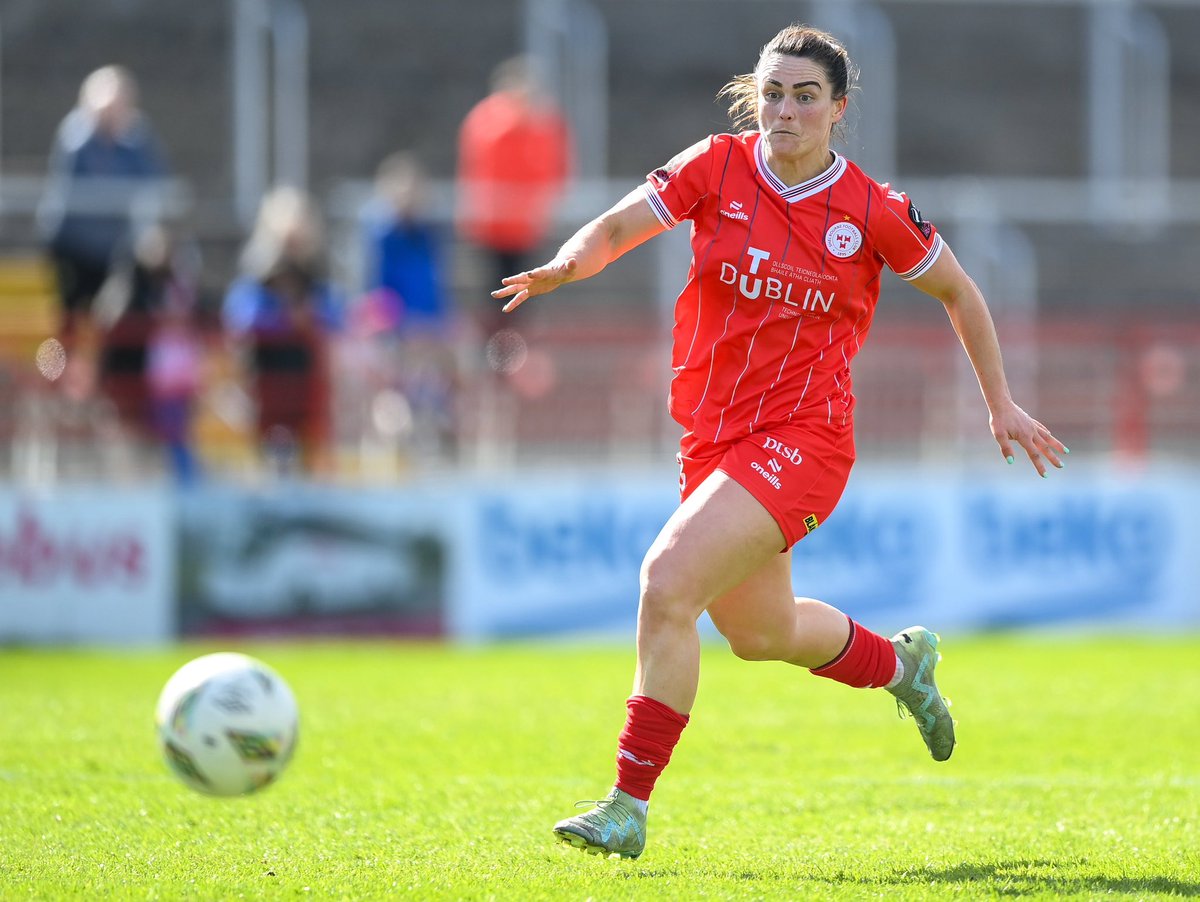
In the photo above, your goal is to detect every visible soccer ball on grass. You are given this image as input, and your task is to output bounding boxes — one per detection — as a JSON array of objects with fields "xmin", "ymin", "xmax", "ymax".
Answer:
[{"xmin": 155, "ymin": 652, "xmax": 299, "ymax": 796}]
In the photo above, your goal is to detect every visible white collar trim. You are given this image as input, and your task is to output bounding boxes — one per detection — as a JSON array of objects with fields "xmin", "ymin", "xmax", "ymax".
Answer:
[{"xmin": 754, "ymin": 137, "xmax": 846, "ymax": 202}]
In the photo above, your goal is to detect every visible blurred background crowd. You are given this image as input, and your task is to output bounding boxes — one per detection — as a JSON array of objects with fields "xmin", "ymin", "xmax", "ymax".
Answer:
[{"xmin": 1, "ymin": 0, "xmax": 1198, "ymax": 489}]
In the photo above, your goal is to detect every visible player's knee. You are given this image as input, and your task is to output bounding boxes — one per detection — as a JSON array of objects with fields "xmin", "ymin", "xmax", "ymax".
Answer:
[
  {"xmin": 722, "ymin": 628, "xmax": 780, "ymax": 662},
  {"xmin": 638, "ymin": 555, "xmax": 703, "ymax": 626}
]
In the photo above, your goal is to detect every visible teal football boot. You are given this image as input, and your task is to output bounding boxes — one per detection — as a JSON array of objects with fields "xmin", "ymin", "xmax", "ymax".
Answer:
[{"xmin": 888, "ymin": 626, "xmax": 956, "ymax": 761}]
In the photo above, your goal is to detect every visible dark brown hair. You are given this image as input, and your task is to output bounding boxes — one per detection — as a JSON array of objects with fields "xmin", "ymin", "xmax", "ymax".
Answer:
[{"xmin": 718, "ymin": 24, "xmax": 859, "ymax": 133}]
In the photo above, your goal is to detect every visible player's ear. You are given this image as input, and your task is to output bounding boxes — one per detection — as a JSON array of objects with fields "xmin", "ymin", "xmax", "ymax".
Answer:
[{"xmin": 832, "ymin": 96, "xmax": 848, "ymax": 121}]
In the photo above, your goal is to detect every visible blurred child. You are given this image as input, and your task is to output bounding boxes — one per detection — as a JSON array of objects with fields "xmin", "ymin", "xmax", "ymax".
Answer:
[
  {"xmin": 354, "ymin": 153, "xmax": 460, "ymax": 459},
  {"xmin": 223, "ymin": 186, "xmax": 343, "ymax": 474}
]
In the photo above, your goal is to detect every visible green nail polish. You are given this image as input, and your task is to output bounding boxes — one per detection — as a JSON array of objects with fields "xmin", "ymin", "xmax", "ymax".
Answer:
[
  {"xmin": 1006, "ymin": 456, "xmax": 1015, "ymax": 465},
  {"xmin": 1041, "ymin": 471, "xmax": 1048, "ymax": 479},
  {"xmin": 1063, "ymin": 447, "xmax": 1071, "ymax": 454}
]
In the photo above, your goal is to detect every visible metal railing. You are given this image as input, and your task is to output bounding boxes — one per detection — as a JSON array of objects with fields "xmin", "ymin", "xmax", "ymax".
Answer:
[
  {"xmin": 2, "ymin": 305, "xmax": 1197, "ymax": 486},
  {"xmin": 231, "ymin": 0, "xmax": 309, "ymax": 225}
]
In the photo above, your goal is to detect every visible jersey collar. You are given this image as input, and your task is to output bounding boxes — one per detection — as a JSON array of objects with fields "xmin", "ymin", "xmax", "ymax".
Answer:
[{"xmin": 754, "ymin": 136, "xmax": 846, "ymax": 202}]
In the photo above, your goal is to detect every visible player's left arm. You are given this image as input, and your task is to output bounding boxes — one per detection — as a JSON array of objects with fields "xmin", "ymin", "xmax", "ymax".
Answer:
[
  {"xmin": 491, "ymin": 188, "xmax": 665, "ymax": 312},
  {"xmin": 911, "ymin": 244, "xmax": 1068, "ymax": 476}
]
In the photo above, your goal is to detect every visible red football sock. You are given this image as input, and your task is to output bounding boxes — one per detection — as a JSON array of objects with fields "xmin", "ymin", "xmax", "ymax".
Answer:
[
  {"xmin": 614, "ymin": 695, "xmax": 689, "ymax": 802},
  {"xmin": 809, "ymin": 615, "xmax": 897, "ymax": 688}
]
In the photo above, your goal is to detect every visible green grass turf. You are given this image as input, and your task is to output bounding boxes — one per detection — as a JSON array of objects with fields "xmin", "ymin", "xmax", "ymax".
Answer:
[{"xmin": 1, "ymin": 635, "xmax": 1197, "ymax": 900}]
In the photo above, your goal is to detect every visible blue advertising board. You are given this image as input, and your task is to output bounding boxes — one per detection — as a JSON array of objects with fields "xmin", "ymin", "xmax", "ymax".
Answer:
[{"xmin": 452, "ymin": 467, "xmax": 1200, "ymax": 639}]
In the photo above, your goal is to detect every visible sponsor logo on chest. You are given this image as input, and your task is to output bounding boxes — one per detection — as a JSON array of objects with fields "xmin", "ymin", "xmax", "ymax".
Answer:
[{"xmin": 718, "ymin": 246, "xmax": 838, "ymax": 317}]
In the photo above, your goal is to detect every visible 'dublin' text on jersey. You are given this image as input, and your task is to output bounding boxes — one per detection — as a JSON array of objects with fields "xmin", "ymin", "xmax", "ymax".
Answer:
[{"xmin": 641, "ymin": 132, "xmax": 943, "ymax": 444}]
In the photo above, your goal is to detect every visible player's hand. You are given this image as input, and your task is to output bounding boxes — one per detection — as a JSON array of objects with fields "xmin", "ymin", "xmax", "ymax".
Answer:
[
  {"xmin": 491, "ymin": 257, "xmax": 579, "ymax": 313},
  {"xmin": 989, "ymin": 400, "xmax": 1068, "ymax": 477}
]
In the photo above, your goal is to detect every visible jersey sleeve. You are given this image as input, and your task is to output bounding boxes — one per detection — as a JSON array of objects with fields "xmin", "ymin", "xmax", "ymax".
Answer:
[
  {"xmin": 640, "ymin": 136, "xmax": 718, "ymax": 229},
  {"xmin": 874, "ymin": 186, "xmax": 944, "ymax": 281}
]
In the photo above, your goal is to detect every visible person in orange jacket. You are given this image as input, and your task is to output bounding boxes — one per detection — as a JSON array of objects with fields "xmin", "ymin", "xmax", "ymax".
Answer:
[{"xmin": 457, "ymin": 56, "xmax": 571, "ymax": 340}]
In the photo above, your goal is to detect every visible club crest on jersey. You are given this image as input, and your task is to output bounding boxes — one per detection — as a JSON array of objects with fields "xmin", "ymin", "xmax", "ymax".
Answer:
[{"xmin": 825, "ymin": 222, "xmax": 862, "ymax": 258}]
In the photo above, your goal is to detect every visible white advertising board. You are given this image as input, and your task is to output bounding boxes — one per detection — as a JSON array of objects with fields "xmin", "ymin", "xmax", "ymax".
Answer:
[{"xmin": 0, "ymin": 488, "xmax": 175, "ymax": 643}]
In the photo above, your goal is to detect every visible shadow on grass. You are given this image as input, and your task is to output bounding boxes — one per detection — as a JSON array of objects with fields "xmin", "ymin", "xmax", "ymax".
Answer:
[
  {"xmin": 620, "ymin": 858, "xmax": 1200, "ymax": 897},
  {"xmin": 878, "ymin": 859, "xmax": 1200, "ymax": 897}
]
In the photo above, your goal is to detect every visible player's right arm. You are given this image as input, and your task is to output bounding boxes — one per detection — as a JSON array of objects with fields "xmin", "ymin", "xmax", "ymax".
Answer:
[{"xmin": 492, "ymin": 187, "xmax": 666, "ymax": 312}]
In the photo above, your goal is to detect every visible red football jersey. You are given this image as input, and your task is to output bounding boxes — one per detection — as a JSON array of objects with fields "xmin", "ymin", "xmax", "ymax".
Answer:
[{"xmin": 642, "ymin": 132, "xmax": 943, "ymax": 443}]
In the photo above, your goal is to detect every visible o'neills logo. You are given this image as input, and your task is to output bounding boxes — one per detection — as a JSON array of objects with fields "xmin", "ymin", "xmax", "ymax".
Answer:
[
  {"xmin": 751, "ymin": 460, "xmax": 782, "ymax": 490},
  {"xmin": 762, "ymin": 437, "xmax": 803, "ymax": 465},
  {"xmin": 720, "ymin": 200, "xmax": 750, "ymax": 221}
]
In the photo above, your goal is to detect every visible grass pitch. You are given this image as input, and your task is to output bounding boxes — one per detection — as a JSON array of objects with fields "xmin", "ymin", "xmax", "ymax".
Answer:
[{"xmin": 1, "ymin": 634, "xmax": 1197, "ymax": 900}]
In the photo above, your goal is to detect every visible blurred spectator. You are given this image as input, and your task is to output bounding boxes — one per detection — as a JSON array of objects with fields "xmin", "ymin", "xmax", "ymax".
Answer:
[
  {"xmin": 38, "ymin": 65, "xmax": 169, "ymax": 398},
  {"xmin": 362, "ymin": 152, "xmax": 452, "ymax": 337},
  {"xmin": 353, "ymin": 153, "xmax": 459, "ymax": 459},
  {"xmin": 94, "ymin": 223, "xmax": 205, "ymax": 483},
  {"xmin": 456, "ymin": 56, "xmax": 571, "ymax": 339},
  {"xmin": 223, "ymin": 186, "xmax": 343, "ymax": 475}
]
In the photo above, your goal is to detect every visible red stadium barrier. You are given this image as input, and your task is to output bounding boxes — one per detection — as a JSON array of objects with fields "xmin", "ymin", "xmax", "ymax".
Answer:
[{"xmin": 1, "ymin": 311, "xmax": 1197, "ymax": 480}]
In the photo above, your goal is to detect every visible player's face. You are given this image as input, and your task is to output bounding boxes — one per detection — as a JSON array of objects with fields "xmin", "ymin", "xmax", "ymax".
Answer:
[{"xmin": 756, "ymin": 54, "xmax": 846, "ymax": 170}]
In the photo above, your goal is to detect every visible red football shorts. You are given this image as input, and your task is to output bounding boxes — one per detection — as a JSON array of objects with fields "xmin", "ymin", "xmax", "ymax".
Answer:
[{"xmin": 677, "ymin": 419, "xmax": 856, "ymax": 549}]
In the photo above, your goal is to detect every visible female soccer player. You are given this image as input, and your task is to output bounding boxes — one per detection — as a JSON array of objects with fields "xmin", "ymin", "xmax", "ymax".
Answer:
[{"xmin": 493, "ymin": 23, "xmax": 1067, "ymax": 860}]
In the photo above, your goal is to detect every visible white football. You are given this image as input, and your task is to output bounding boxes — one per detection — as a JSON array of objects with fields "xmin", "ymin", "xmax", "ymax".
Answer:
[{"xmin": 155, "ymin": 652, "xmax": 299, "ymax": 796}]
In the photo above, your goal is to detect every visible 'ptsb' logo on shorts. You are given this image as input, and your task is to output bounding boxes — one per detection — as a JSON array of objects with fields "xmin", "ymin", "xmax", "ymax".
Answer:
[{"xmin": 762, "ymin": 437, "xmax": 803, "ymax": 465}]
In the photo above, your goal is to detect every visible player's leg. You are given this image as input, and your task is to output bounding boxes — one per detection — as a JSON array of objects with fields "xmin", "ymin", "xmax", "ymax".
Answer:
[
  {"xmin": 705, "ymin": 551, "xmax": 850, "ymax": 666},
  {"xmin": 705, "ymin": 421, "xmax": 955, "ymax": 762},
  {"xmin": 553, "ymin": 471, "xmax": 785, "ymax": 858},
  {"xmin": 706, "ymin": 555, "xmax": 955, "ymax": 762},
  {"xmin": 631, "ymin": 470, "xmax": 789, "ymax": 711},
  {"xmin": 709, "ymin": 572, "xmax": 895, "ymax": 685}
]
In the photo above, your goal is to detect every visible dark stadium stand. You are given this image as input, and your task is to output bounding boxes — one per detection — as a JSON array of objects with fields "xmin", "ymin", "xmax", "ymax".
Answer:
[{"xmin": 1, "ymin": 0, "xmax": 1198, "ymax": 475}]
